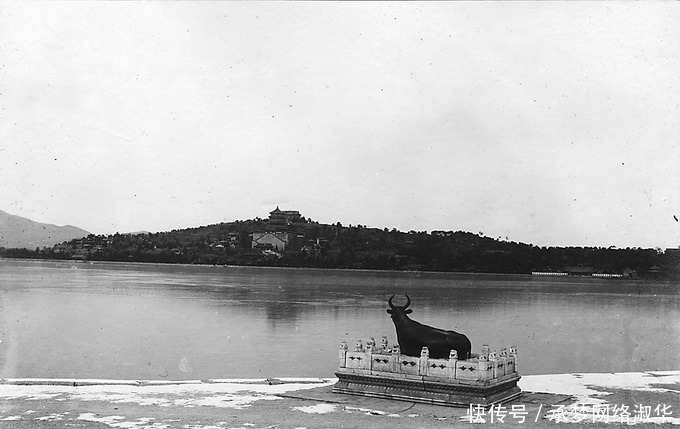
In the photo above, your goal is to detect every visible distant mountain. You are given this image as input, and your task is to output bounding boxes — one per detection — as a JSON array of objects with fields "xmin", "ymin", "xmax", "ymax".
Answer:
[{"xmin": 0, "ymin": 210, "xmax": 90, "ymax": 249}]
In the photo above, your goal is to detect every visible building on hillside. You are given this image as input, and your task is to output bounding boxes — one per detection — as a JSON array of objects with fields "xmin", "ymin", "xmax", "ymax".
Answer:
[
  {"xmin": 565, "ymin": 265, "xmax": 595, "ymax": 276},
  {"xmin": 268, "ymin": 207, "xmax": 302, "ymax": 229},
  {"xmin": 251, "ymin": 231, "xmax": 291, "ymax": 251},
  {"xmin": 648, "ymin": 265, "xmax": 661, "ymax": 276},
  {"xmin": 622, "ymin": 267, "xmax": 637, "ymax": 278}
]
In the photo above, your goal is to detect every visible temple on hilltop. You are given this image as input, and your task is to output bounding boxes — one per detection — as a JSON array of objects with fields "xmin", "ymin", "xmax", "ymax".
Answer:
[{"xmin": 268, "ymin": 207, "xmax": 302, "ymax": 229}]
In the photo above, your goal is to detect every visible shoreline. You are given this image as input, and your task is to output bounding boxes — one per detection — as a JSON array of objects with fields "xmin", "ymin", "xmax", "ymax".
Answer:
[
  {"xmin": 3, "ymin": 257, "xmax": 674, "ymax": 281},
  {"xmin": 0, "ymin": 371, "xmax": 678, "ymax": 428},
  {"xmin": 3, "ymin": 370, "xmax": 679, "ymax": 397},
  {"xmin": 0, "ymin": 377, "xmax": 334, "ymax": 387}
]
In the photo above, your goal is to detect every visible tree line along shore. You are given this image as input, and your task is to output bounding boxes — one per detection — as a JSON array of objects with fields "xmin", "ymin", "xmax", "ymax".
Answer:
[{"xmin": 1, "ymin": 215, "xmax": 678, "ymax": 279}]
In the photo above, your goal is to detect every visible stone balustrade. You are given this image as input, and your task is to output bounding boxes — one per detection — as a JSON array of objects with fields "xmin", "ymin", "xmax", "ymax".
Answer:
[{"xmin": 338, "ymin": 336, "xmax": 518, "ymax": 384}]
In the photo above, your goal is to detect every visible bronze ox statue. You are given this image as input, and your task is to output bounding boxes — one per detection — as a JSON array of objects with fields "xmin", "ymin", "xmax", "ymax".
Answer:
[{"xmin": 387, "ymin": 294, "xmax": 471, "ymax": 360}]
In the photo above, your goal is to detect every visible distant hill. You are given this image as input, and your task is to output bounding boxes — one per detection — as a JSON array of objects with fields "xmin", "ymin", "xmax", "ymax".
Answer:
[{"xmin": 0, "ymin": 210, "xmax": 90, "ymax": 249}]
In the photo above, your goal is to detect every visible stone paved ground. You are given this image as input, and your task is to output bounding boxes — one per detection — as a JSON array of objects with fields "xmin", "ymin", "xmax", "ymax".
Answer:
[{"xmin": 0, "ymin": 373, "xmax": 678, "ymax": 428}]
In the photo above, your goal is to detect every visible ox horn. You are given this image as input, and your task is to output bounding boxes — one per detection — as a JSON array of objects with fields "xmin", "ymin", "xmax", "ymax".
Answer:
[{"xmin": 388, "ymin": 294, "xmax": 410, "ymax": 309}]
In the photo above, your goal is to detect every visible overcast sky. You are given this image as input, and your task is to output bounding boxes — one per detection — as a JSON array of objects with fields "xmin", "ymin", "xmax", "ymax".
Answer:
[{"xmin": 1, "ymin": 2, "xmax": 678, "ymax": 249}]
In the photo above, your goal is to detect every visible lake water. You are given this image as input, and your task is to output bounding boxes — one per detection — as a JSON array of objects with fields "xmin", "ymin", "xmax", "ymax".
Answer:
[{"xmin": 0, "ymin": 259, "xmax": 678, "ymax": 380}]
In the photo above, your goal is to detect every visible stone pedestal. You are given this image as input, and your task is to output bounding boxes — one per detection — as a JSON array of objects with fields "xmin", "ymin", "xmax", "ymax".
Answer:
[
  {"xmin": 333, "ymin": 371, "xmax": 521, "ymax": 407},
  {"xmin": 333, "ymin": 339, "xmax": 521, "ymax": 407}
]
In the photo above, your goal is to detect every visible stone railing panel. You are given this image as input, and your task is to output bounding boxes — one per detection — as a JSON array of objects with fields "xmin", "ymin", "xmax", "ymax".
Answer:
[
  {"xmin": 399, "ymin": 355, "xmax": 420, "ymax": 376},
  {"xmin": 346, "ymin": 351, "xmax": 369, "ymax": 370},
  {"xmin": 338, "ymin": 337, "xmax": 518, "ymax": 384},
  {"xmin": 425, "ymin": 356, "xmax": 450, "ymax": 378},
  {"xmin": 455, "ymin": 360, "xmax": 479, "ymax": 381},
  {"xmin": 477, "ymin": 354, "xmax": 495, "ymax": 382},
  {"xmin": 370, "ymin": 353, "xmax": 392, "ymax": 373}
]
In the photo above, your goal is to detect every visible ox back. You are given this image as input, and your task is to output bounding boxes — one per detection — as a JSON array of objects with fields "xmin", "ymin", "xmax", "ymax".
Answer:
[{"xmin": 387, "ymin": 295, "xmax": 471, "ymax": 359}]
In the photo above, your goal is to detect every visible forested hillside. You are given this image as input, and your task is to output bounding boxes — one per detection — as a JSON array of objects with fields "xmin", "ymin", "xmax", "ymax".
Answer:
[{"xmin": 2, "ymin": 216, "xmax": 677, "ymax": 278}]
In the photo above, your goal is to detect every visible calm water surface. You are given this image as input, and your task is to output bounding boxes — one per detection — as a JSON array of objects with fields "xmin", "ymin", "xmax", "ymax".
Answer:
[{"xmin": 0, "ymin": 259, "xmax": 678, "ymax": 380}]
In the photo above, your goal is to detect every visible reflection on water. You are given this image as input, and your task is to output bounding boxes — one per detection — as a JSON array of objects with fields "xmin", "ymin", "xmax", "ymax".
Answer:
[{"xmin": 0, "ymin": 259, "xmax": 678, "ymax": 380}]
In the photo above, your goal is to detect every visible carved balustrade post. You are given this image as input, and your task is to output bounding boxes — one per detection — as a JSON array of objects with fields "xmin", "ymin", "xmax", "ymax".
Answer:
[
  {"xmin": 389, "ymin": 344, "xmax": 400, "ymax": 373},
  {"xmin": 365, "ymin": 340, "xmax": 374, "ymax": 371},
  {"xmin": 379, "ymin": 335, "xmax": 389, "ymax": 352},
  {"xmin": 419, "ymin": 346, "xmax": 429, "ymax": 376},
  {"xmin": 339, "ymin": 340, "xmax": 348, "ymax": 368},
  {"xmin": 509, "ymin": 345, "xmax": 518, "ymax": 373},
  {"xmin": 478, "ymin": 352, "xmax": 493, "ymax": 382},
  {"xmin": 447, "ymin": 349, "xmax": 458, "ymax": 379}
]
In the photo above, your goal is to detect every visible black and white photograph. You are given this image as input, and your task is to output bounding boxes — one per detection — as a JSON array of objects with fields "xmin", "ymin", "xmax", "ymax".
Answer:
[{"xmin": 0, "ymin": 1, "xmax": 678, "ymax": 427}]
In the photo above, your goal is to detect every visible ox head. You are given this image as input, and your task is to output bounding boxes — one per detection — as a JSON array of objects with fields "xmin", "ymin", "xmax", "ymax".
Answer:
[{"xmin": 386, "ymin": 294, "xmax": 413, "ymax": 319}]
